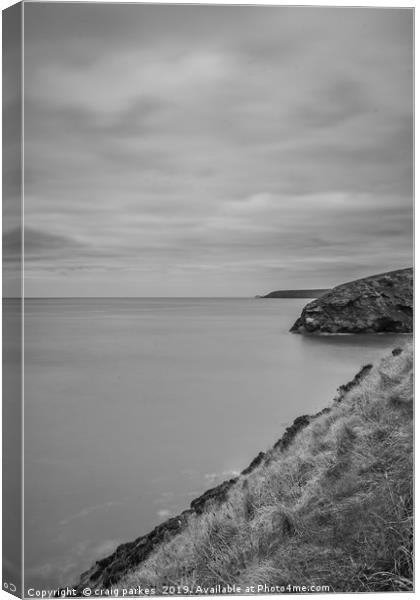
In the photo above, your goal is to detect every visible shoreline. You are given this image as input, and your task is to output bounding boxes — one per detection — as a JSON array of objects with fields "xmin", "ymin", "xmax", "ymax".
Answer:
[{"xmin": 74, "ymin": 346, "xmax": 407, "ymax": 593}]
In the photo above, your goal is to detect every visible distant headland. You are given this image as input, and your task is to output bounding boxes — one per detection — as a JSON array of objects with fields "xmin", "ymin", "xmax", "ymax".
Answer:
[{"xmin": 256, "ymin": 289, "xmax": 329, "ymax": 299}]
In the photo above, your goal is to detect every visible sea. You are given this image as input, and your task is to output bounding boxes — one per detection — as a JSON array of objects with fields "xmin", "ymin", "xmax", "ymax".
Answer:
[{"xmin": 4, "ymin": 298, "xmax": 409, "ymax": 590}]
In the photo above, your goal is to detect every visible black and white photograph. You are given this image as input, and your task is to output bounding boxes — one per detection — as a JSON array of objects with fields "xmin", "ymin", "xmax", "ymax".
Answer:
[{"xmin": 2, "ymin": 1, "xmax": 414, "ymax": 597}]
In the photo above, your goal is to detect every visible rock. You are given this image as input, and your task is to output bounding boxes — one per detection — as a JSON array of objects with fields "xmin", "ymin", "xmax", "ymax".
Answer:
[
  {"xmin": 190, "ymin": 478, "xmax": 239, "ymax": 514},
  {"xmin": 241, "ymin": 451, "xmax": 266, "ymax": 475},
  {"xmin": 392, "ymin": 347, "xmax": 403, "ymax": 356},
  {"xmin": 273, "ymin": 415, "xmax": 312, "ymax": 451},
  {"xmin": 333, "ymin": 364, "xmax": 373, "ymax": 402},
  {"xmin": 290, "ymin": 268, "xmax": 413, "ymax": 334}
]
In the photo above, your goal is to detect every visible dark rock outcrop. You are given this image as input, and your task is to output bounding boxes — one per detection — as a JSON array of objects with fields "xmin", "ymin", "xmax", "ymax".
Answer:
[
  {"xmin": 190, "ymin": 478, "xmax": 239, "ymax": 515},
  {"xmin": 333, "ymin": 364, "xmax": 373, "ymax": 402},
  {"xmin": 290, "ymin": 268, "xmax": 413, "ymax": 334}
]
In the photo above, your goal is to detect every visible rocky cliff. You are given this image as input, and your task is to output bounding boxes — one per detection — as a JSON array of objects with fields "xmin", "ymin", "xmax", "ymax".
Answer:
[
  {"xmin": 73, "ymin": 361, "xmax": 375, "ymax": 593},
  {"xmin": 290, "ymin": 268, "xmax": 413, "ymax": 334},
  {"xmin": 260, "ymin": 289, "xmax": 329, "ymax": 299}
]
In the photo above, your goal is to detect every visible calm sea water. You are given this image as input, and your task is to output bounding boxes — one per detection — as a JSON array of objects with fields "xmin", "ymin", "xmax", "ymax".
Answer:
[{"xmin": 10, "ymin": 298, "xmax": 408, "ymax": 589}]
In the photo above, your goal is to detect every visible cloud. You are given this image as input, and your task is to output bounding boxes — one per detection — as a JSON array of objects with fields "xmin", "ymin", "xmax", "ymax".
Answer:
[
  {"xmin": 3, "ymin": 227, "xmax": 87, "ymax": 264},
  {"xmin": 21, "ymin": 4, "xmax": 413, "ymax": 296},
  {"xmin": 59, "ymin": 501, "xmax": 123, "ymax": 527}
]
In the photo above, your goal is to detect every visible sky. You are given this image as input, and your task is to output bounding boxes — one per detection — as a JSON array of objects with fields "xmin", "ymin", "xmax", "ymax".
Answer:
[{"xmin": 6, "ymin": 3, "xmax": 413, "ymax": 296}]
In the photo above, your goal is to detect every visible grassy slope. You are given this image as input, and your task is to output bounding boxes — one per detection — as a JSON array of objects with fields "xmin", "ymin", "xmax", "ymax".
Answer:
[{"xmin": 121, "ymin": 345, "xmax": 413, "ymax": 593}]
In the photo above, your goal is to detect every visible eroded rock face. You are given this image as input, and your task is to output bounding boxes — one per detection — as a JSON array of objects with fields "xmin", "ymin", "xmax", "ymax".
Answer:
[{"xmin": 290, "ymin": 268, "xmax": 413, "ymax": 334}]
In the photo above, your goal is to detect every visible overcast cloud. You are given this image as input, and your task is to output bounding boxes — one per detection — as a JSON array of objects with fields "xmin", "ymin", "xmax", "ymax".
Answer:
[{"xmin": 15, "ymin": 4, "xmax": 413, "ymax": 296}]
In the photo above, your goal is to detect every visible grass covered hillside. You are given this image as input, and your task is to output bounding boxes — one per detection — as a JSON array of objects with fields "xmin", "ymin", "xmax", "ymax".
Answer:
[{"xmin": 119, "ymin": 344, "xmax": 413, "ymax": 593}]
